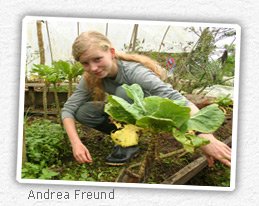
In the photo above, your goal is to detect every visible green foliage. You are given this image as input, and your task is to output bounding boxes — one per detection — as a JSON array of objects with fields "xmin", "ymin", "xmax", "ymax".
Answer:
[
  {"xmin": 222, "ymin": 55, "xmax": 235, "ymax": 77},
  {"xmin": 22, "ymin": 162, "xmax": 42, "ymax": 179},
  {"xmin": 187, "ymin": 28, "xmax": 216, "ymax": 67},
  {"xmin": 60, "ymin": 164, "xmax": 99, "ymax": 181},
  {"xmin": 31, "ymin": 60, "xmax": 83, "ymax": 92},
  {"xmin": 22, "ymin": 161, "xmax": 59, "ymax": 179},
  {"xmin": 53, "ymin": 60, "xmax": 84, "ymax": 82},
  {"xmin": 31, "ymin": 64, "xmax": 65, "ymax": 85},
  {"xmin": 31, "ymin": 60, "xmax": 83, "ymax": 84},
  {"xmin": 187, "ymin": 162, "xmax": 230, "ymax": 186},
  {"xmin": 31, "ymin": 64, "xmax": 64, "ymax": 118},
  {"xmin": 170, "ymin": 27, "xmax": 236, "ymax": 93},
  {"xmin": 31, "ymin": 64, "xmax": 51, "ymax": 78},
  {"xmin": 105, "ymin": 96, "xmax": 138, "ymax": 124},
  {"xmin": 136, "ymin": 97, "xmax": 191, "ymax": 131},
  {"xmin": 123, "ymin": 38, "xmax": 144, "ymax": 53},
  {"xmin": 52, "ymin": 60, "xmax": 84, "ymax": 97},
  {"xmin": 22, "ymin": 124, "xmax": 122, "ymax": 181},
  {"xmin": 25, "ymin": 119, "xmax": 71, "ymax": 165},
  {"xmin": 30, "ymin": 60, "xmax": 83, "ymax": 118},
  {"xmin": 173, "ymin": 128, "xmax": 209, "ymax": 153},
  {"xmin": 214, "ymin": 95, "xmax": 233, "ymax": 107},
  {"xmin": 39, "ymin": 168, "xmax": 59, "ymax": 179},
  {"xmin": 105, "ymin": 84, "xmax": 225, "ymax": 152},
  {"xmin": 187, "ymin": 104, "xmax": 225, "ymax": 133}
]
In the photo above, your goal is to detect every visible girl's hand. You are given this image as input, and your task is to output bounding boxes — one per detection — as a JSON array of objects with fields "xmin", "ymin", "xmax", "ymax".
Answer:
[
  {"xmin": 72, "ymin": 142, "xmax": 93, "ymax": 163},
  {"xmin": 198, "ymin": 133, "xmax": 231, "ymax": 167}
]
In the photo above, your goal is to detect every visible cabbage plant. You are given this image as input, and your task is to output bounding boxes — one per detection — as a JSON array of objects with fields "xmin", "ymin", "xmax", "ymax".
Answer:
[{"xmin": 105, "ymin": 84, "xmax": 225, "ymax": 153}]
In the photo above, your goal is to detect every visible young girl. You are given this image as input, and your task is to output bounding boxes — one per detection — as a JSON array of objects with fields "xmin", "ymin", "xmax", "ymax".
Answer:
[{"xmin": 62, "ymin": 31, "xmax": 231, "ymax": 167}]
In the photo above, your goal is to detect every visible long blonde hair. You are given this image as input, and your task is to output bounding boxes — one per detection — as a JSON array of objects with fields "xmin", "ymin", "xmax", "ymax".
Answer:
[{"xmin": 72, "ymin": 31, "xmax": 166, "ymax": 101}]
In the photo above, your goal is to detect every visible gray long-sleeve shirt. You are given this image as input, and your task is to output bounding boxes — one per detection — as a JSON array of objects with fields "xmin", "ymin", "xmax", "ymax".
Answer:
[{"xmin": 61, "ymin": 60, "xmax": 187, "ymax": 120}]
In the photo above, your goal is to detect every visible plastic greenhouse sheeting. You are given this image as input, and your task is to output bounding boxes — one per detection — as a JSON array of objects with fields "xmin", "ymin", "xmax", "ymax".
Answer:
[{"xmin": 194, "ymin": 85, "xmax": 234, "ymax": 100}]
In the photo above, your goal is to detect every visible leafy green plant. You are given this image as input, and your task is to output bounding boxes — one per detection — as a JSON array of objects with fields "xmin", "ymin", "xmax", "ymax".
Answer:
[
  {"xmin": 39, "ymin": 168, "xmax": 59, "ymax": 179},
  {"xmin": 105, "ymin": 84, "xmax": 225, "ymax": 153},
  {"xmin": 31, "ymin": 63, "xmax": 65, "ymax": 120},
  {"xmin": 214, "ymin": 95, "xmax": 233, "ymax": 108},
  {"xmin": 104, "ymin": 84, "xmax": 225, "ymax": 182},
  {"xmin": 222, "ymin": 55, "xmax": 235, "ymax": 77},
  {"xmin": 53, "ymin": 60, "xmax": 84, "ymax": 97},
  {"xmin": 60, "ymin": 163, "xmax": 107, "ymax": 182},
  {"xmin": 31, "ymin": 64, "xmax": 52, "ymax": 118},
  {"xmin": 171, "ymin": 27, "xmax": 236, "ymax": 93},
  {"xmin": 187, "ymin": 161, "xmax": 230, "ymax": 186},
  {"xmin": 22, "ymin": 161, "xmax": 59, "ymax": 179},
  {"xmin": 25, "ymin": 119, "xmax": 71, "ymax": 165}
]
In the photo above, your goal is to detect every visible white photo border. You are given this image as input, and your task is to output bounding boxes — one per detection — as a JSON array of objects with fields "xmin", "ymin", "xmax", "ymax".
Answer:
[{"xmin": 17, "ymin": 16, "xmax": 241, "ymax": 191}]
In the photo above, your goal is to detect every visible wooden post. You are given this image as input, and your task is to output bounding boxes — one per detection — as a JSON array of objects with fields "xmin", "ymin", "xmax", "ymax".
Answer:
[
  {"xmin": 43, "ymin": 84, "xmax": 48, "ymax": 119},
  {"xmin": 132, "ymin": 24, "xmax": 139, "ymax": 52},
  {"xmin": 28, "ymin": 86, "xmax": 35, "ymax": 109},
  {"xmin": 158, "ymin": 25, "xmax": 170, "ymax": 52},
  {"xmin": 77, "ymin": 22, "xmax": 80, "ymax": 36},
  {"xmin": 45, "ymin": 21, "xmax": 53, "ymax": 63},
  {"xmin": 105, "ymin": 23, "xmax": 109, "ymax": 36},
  {"xmin": 128, "ymin": 24, "xmax": 139, "ymax": 52},
  {"xmin": 36, "ymin": 20, "xmax": 45, "ymax": 65}
]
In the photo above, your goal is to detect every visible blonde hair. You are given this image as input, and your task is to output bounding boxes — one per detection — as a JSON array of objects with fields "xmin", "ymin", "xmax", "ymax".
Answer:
[{"xmin": 72, "ymin": 31, "xmax": 166, "ymax": 101}]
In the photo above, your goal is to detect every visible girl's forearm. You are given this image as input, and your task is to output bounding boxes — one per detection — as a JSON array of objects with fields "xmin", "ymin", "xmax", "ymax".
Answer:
[{"xmin": 63, "ymin": 118, "xmax": 82, "ymax": 146}]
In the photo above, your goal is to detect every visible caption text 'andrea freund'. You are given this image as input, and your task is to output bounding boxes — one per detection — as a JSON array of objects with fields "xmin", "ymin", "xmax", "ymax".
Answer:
[{"xmin": 27, "ymin": 188, "xmax": 115, "ymax": 200}]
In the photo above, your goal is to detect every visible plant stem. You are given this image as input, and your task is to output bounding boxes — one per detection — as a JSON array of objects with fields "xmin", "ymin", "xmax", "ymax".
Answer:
[
  {"xmin": 68, "ymin": 77, "xmax": 72, "ymax": 98},
  {"xmin": 53, "ymin": 83, "xmax": 61, "ymax": 125},
  {"xmin": 43, "ymin": 83, "xmax": 48, "ymax": 119},
  {"xmin": 138, "ymin": 132, "xmax": 156, "ymax": 182},
  {"xmin": 158, "ymin": 148, "xmax": 186, "ymax": 160}
]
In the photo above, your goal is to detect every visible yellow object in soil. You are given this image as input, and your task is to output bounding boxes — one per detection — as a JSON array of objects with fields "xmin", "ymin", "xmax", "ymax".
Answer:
[{"xmin": 111, "ymin": 124, "xmax": 140, "ymax": 147}]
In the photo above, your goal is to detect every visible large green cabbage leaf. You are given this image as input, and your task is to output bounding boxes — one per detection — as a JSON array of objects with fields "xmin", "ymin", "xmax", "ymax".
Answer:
[
  {"xmin": 187, "ymin": 104, "xmax": 225, "ymax": 133},
  {"xmin": 152, "ymin": 98, "xmax": 190, "ymax": 128},
  {"xmin": 105, "ymin": 95, "xmax": 139, "ymax": 124},
  {"xmin": 136, "ymin": 116, "xmax": 175, "ymax": 132},
  {"xmin": 122, "ymin": 84, "xmax": 147, "ymax": 114}
]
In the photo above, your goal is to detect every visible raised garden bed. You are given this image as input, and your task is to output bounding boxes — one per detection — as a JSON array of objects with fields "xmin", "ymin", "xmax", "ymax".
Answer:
[
  {"xmin": 24, "ymin": 82, "xmax": 75, "ymax": 109},
  {"xmin": 22, "ymin": 93, "xmax": 232, "ymax": 186}
]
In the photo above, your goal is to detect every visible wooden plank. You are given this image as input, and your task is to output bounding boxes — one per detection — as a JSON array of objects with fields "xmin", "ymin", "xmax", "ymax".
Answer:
[
  {"xmin": 162, "ymin": 136, "xmax": 232, "ymax": 185},
  {"xmin": 162, "ymin": 155, "xmax": 207, "ymax": 185},
  {"xmin": 115, "ymin": 136, "xmax": 232, "ymax": 184},
  {"xmin": 116, "ymin": 168, "xmax": 141, "ymax": 183},
  {"xmin": 25, "ymin": 109, "xmax": 58, "ymax": 115},
  {"xmin": 25, "ymin": 82, "xmax": 77, "ymax": 87}
]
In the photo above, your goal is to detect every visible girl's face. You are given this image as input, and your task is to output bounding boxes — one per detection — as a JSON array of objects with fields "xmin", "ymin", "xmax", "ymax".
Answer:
[{"xmin": 79, "ymin": 47, "xmax": 118, "ymax": 79}]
